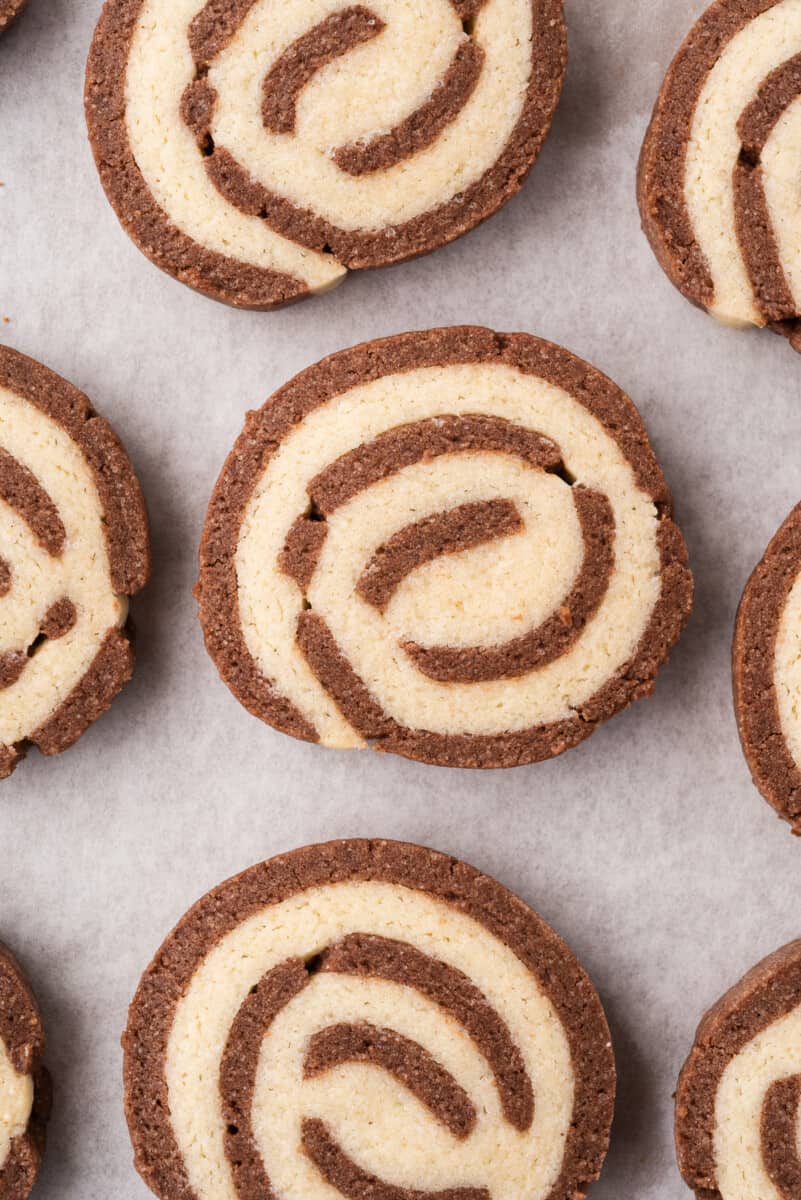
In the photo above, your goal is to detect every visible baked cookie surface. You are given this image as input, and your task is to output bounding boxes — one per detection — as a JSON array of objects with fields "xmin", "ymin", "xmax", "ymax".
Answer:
[
  {"xmin": 0, "ymin": 1, "xmax": 26, "ymax": 34},
  {"xmin": 0, "ymin": 943, "xmax": 49, "ymax": 1200},
  {"xmin": 676, "ymin": 940, "xmax": 801, "ymax": 1200},
  {"xmin": 85, "ymin": 0, "xmax": 566, "ymax": 309},
  {"xmin": 196, "ymin": 327, "xmax": 693, "ymax": 768},
  {"xmin": 0, "ymin": 346, "xmax": 150, "ymax": 779},
  {"xmin": 124, "ymin": 838, "xmax": 616, "ymax": 1200},
  {"xmin": 734, "ymin": 502, "xmax": 801, "ymax": 833},
  {"xmin": 638, "ymin": 0, "xmax": 801, "ymax": 350}
]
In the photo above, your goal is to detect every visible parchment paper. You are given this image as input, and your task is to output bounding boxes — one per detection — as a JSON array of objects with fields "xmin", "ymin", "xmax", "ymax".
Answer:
[{"xmin": 2, "ymin": 1, "xmax": 801, "ymax": 1196}]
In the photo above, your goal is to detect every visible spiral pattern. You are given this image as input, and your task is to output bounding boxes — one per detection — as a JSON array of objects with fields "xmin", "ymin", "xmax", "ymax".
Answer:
[
  {"xmin": 0, "ymin": 943, "xmax": 48, "ymax": 1200},
  {"xmin": 676, "ymin": 940, "xmax": 801, "ymax": 1200},
  {"xmin": 639, "ymin": 0, "xmax": 801, "ymax": 349},
  {"xmin": 85, "ymin": 0, "xmax": 566, "ymax": 308},
  {"xmin": 123, "ymin": 840, "xmax": 616, "ymax": 1200},
  {"xmin": 0, "ymin": 347, "xmax": 149, "ymax": 778},
  {"xmin": 734, "ymin": 502, "xmax": 801, "ymax": 833},
  {"xmin": 197, "ymin": 328, "xmax": 692, "ymax": 769}
]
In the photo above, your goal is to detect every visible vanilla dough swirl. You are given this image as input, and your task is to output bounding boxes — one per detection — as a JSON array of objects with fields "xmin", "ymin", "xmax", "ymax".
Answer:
[
  {"xmin": 85, "ymin": 0, "xmax": 566, "ymax": 308},
  {"xmin": 196, "ymin": 327, "xmax": 693, "ymax": 769},
  {"xmin": 123, "ymin": 839, "xmax": 616, "ymax": 1200}
]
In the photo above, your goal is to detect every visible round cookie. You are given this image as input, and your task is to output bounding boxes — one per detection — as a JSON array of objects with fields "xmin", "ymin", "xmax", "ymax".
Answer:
[
  {"xmin": 124, "ymin": 838, "xmax": 616, "ymax": 1200},
  {"xmin": 85, "ymin": 0, "xmax": 567, "ymax": 309},
  {"xmin": 734, "ymin": 502, "xmax": 801, "ymax": 833},
  {"xmin": 0, "ymin": 345, "xmax": 150, "ymax": 778},
  {"xmin": 638, "ymin": 0, "xmax": 801, "ymax": 351},
  {"xmin": 676, "ymin": 939, "xmax": 801, "ymax": 1200},
  {"xmin": 0, "ymin": 943, "xmax": 50, "ymax": 1200},
  {"xmin": 196, "ymin": 327, "xmax": 693, "ymax": 769},
  {"xmin": 0, "ymin": 1, "xmax": 26, "ymax": 34}
]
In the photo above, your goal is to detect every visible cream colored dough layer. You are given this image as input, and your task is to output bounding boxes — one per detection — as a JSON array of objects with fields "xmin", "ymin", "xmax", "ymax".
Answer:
[
  {"xmin": 236, "ymin": 363, "xmax": 663, "ymax": 747},
  {"xmin": 125, "ymin": 0, "xmax": 345, "ymax": 292},
  {"xmin": 714, "ymin": 999, "xmax": 801, "ymax": 1200},
  {"xmin": 0, "ymin": 1035, "xmax": 33, "ymax": 1169},
  {"xmin": 0, "ymin": 386, "xmax": 127, "ymax": 746},
  {"xmin": 211, "ymin": 0, "xmax": 532, "ymax": 231},
  {"xmin": 684, "ymin": 0, "xmax": 801, "ymax": 326},
  {"xmin": 165, "ymin": 880, "xmax": 575, "ymax": 1200},
  {"xmin": 775, "ymin": 569, "xmax": 801, "ymax": 769}
]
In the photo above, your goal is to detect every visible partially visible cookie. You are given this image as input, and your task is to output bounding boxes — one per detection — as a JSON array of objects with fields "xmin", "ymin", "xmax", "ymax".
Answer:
[
  {"xmin": 733, "ymin": 502, "xmax": 801, "ymax": 833},
  {"xmin": 124, "ymin": 838, "xmax": 616, "ymax": 1200},
  {"xmin": 196, "ymin": 326, "xmax": 693, "ymax": 768},
  {"xmin": 0, "ymin": 943, "xmax": 50, "ymax": 1200},
  {"xmin": 0, "ymin": 1, "xmax": 26, "ymax": 34},
  {"xmin": 0, "ymin": 346, "xmax": 150, "ymax": 778},
  {"xmin": 676, "ymin": 939, "xmax": 801, "ymax": 1200},
  {"xmin": 638, "ymin": 0, "xmax": 801, "ymax": 351},
  {"xmin": 85, "ymin": 0, "xmax": 567, "ymax": 308}
]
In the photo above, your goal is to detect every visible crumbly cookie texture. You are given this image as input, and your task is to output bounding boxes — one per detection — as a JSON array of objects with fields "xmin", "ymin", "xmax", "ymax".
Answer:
[
  {"xmin": 85, "ymin": 0, "xmax": 567, "ymax": 308},
  {"xmin": 0, "ymin": 346, "xmax": 150, "ymax": 778},
  {"xmin": 734, "ymin": 501, "xmax": 801, "ymax": 833},
  {"xmin": 196, "ymin": 326, "xmax": 693, "ymax": 768},
  {"xmin": 0, "ymin": 1, "xmax": 27, "ymax": 34},
  {"xmin": 124, "ymin": 838, "xmax": 616, "ymax": 1200},
  {"xmin": 676, "ymin": 939, "xmax": 801, "ymax": 1200},
  {"xmin": 639, "ymin": 0, "xmax": 801, "ymax": 351},
  {"xmin": 0, "ymin": 943, "xmax": 50, "ymax": 1200}
]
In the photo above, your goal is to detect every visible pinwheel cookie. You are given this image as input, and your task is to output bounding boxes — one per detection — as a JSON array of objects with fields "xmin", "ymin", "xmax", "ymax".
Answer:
[
  {"xmin": 0, "ymin": 943, "xmax": 50, "ymax": 1200},
  {"xmin": 734, "ymin": 502, "xmax": 801, "ymax": 833},
  {"xmin": 0, "ymin": 346, "xmax": 150, "ymax": 778},
  {"xmin": 676, "ymin": 939, "xmax": 801, "ymax": 1200},
  {"xmin": 639, "ymin": 0, "xmax": 801, "ymax": 350},
  {"xmin": 196, "ymin": 327, "xmax": 693, "ymax": 768},
  {"xmin": 0, "ymin": 1, "xmax": 26, "ymax": 34},
  {"xmin": 85, "ymin": 0, "xmax": 567, "ymax": 309},
  {"xmin": 124, "ymin": 839, "xmax": 616, "ymax": 1200}
]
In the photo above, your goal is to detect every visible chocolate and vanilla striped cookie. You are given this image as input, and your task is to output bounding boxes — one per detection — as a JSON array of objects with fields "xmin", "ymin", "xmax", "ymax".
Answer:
[
  {"xmin": 124, "ymin": 839, "xmax": 616, "ymax": 1200},
  {"xmin": 0, "ymin": 1, "xmax": 26, "ymax": 34},
  {"xmin": 0, "ymin": 943, "xmax": 49, "ymax": 1200},
  {"xmin": 0, "ymin": 346, "xmax": 150, "ymax": 779},
  {"xmin": 676, "ymin": 939, "xmax": 801, "ymax": 1200},
  {"xmin": 196, "ymin": 328, "xmax": 693, "ymax": 769},
  {"xmin": 639, "ymin": 0, "xmax": 801, "ymax": 350},
  {"xmin": 734, "ymin": 502, "xmax": 801, "ymax": 833},
  {"xmin": 85, "ymin": 1, "xmax": 567, "ymax": 309}
]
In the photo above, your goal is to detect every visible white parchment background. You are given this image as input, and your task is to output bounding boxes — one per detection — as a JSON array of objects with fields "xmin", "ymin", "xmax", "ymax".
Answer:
[{"xmin": 2, "ymin": 1, "xmax": 801, "ymax": 1196}]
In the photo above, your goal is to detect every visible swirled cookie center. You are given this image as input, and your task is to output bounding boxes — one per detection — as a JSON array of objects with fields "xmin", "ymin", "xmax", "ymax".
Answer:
[
  {"xmin": 124, "ymin": 0, "xmax": 532, "ymax": 283},
  {"xmin": 165, "ymin": 880, "xmax": 574, "ymax": 1200},
  {"xmin": 235, "ymin": 363, "xmax": 661, "ymax": 745}
]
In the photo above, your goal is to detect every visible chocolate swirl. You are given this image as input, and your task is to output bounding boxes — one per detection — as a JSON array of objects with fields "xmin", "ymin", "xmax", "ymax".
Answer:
[
  {"xmin": 639, "ymin": 0, "xmax": 801, "ymax": 351},
  {"xmin": 123, "ymin": 839, "xmax": 616, "ymax": 1200},
  {"xmin": 676, "ymin": 940, "xmax": 801, "ymax": 1200},
  {"xmin": 0, "ymin": 347, "xmax": 150, "ymax": 778},
  {"xmin": 197, "ymin": 327, "xmax": 692, "ymax": 769},
  {"xmin": 734, "ymin": 500, "xmax": 801, "ymax": 833},
  {"xmin": 86, "ymin": 0, "xmax": 566, "ymax": 308},
  {"xmin": 0, "ymin": 942, "xmax": 49, "ymax": 1200}
]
